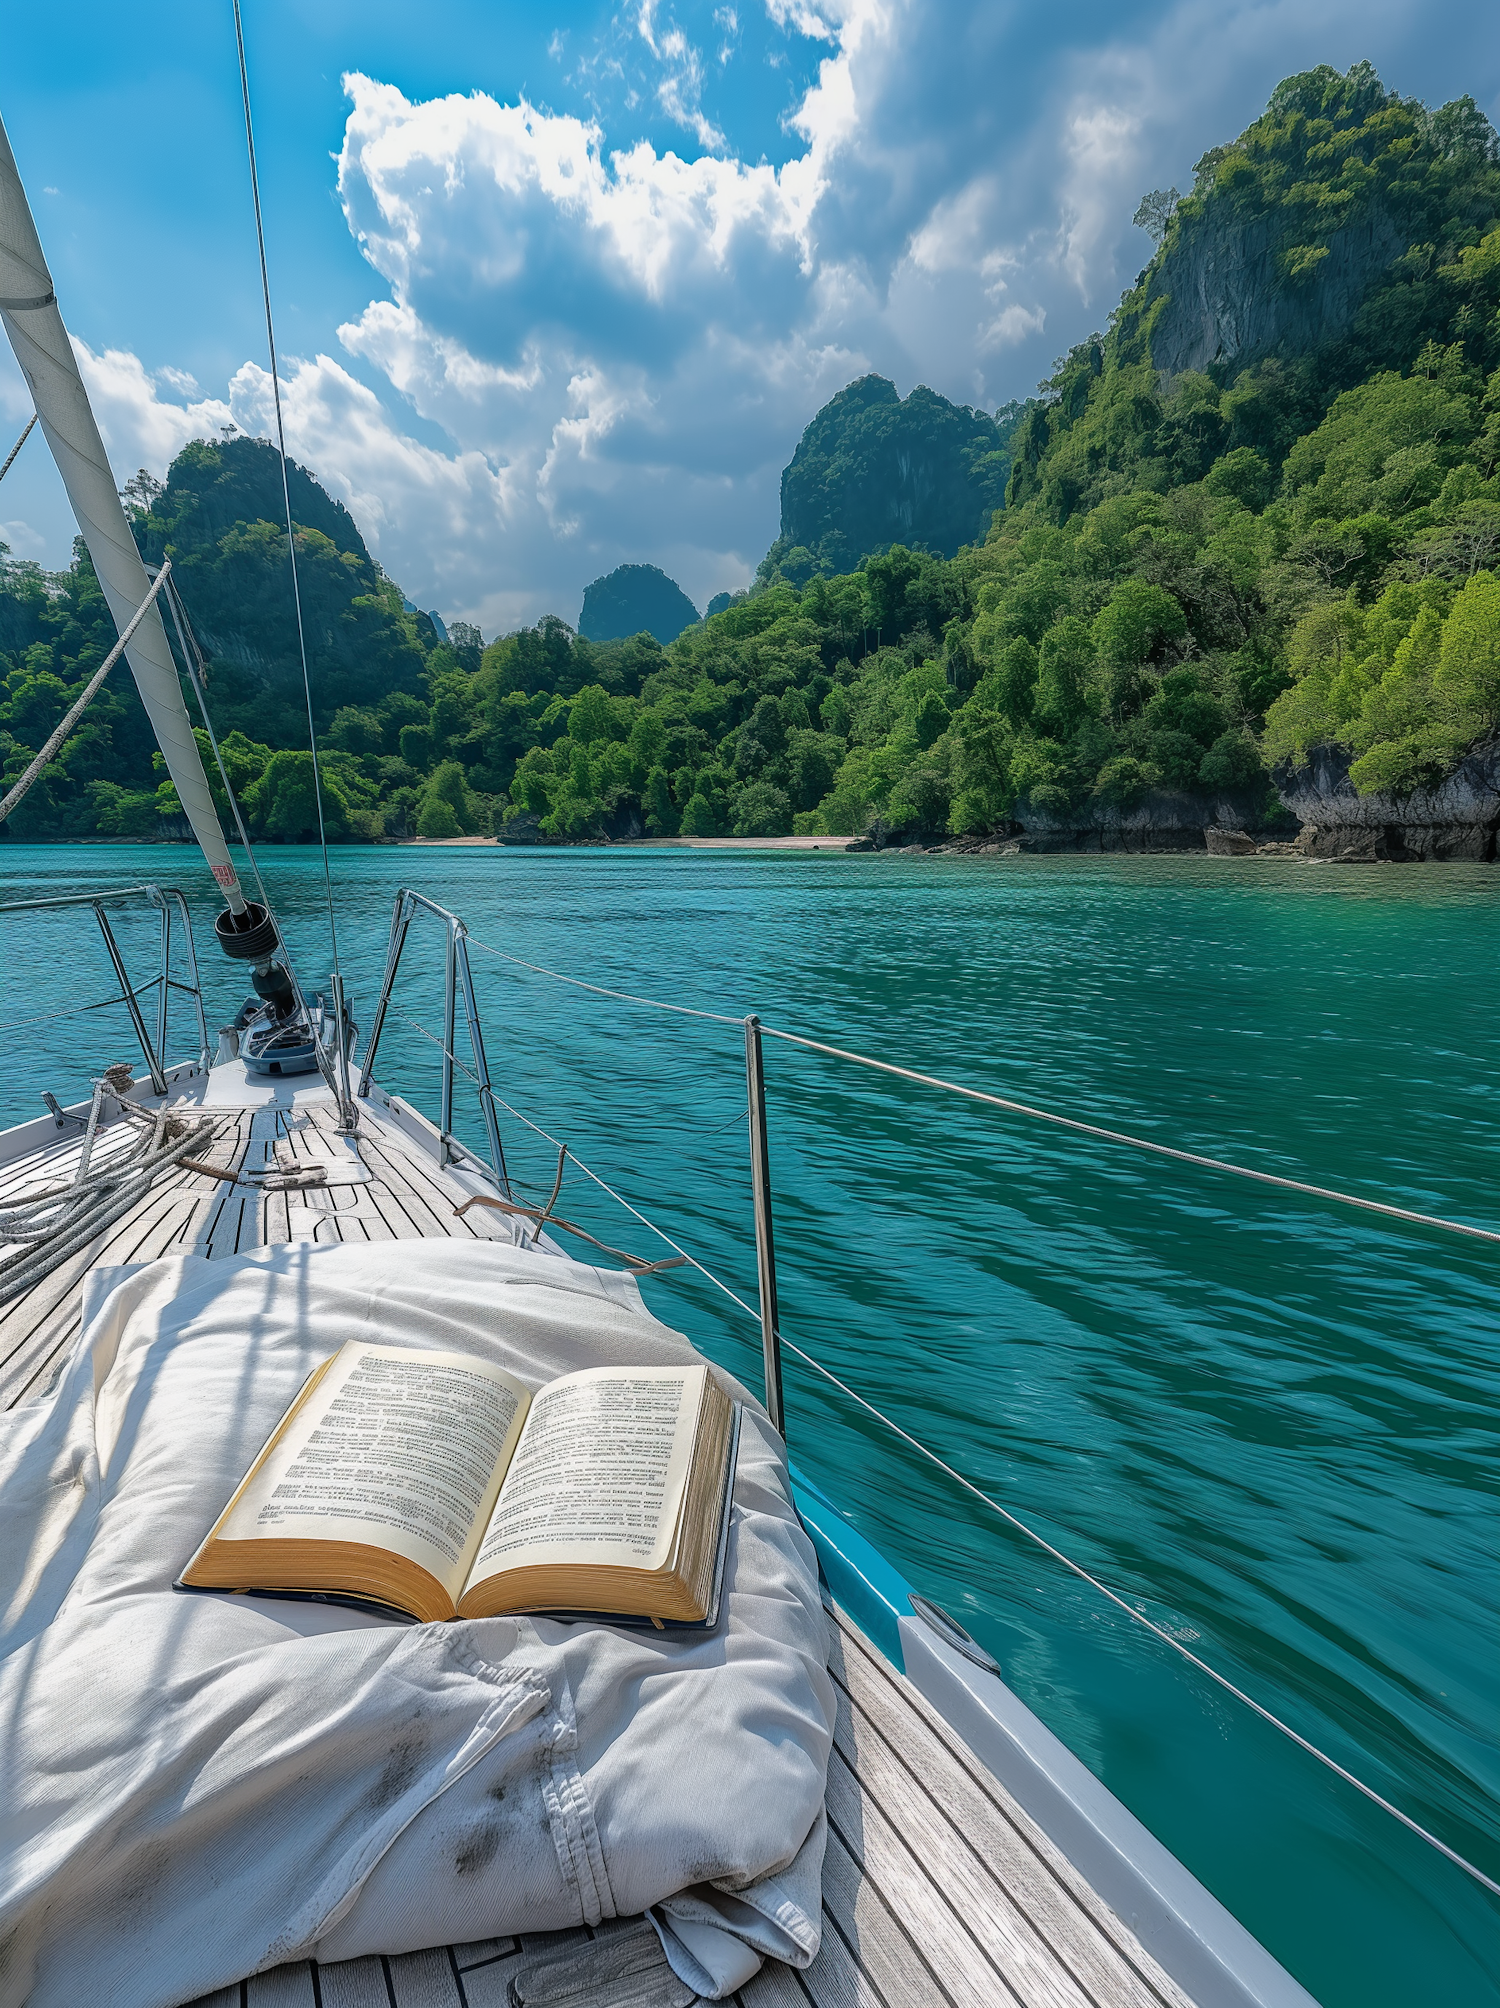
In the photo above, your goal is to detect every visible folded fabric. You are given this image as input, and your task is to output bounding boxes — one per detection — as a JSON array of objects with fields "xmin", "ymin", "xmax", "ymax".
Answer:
[{"xmin": 0, "ymin": 1237, "xmax": 833, "ymax": 2008}]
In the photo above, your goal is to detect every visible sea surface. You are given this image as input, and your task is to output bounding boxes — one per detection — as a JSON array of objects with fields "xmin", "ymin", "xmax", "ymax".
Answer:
[{"xmin": 3, "ymin": 840, "xmax": 1497, "ymax": 2007}]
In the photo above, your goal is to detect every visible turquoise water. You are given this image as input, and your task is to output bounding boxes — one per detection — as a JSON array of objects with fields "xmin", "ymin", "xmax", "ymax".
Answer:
[{"xmin": 3, "ymin": 840, "xmax": 1497, "ymax": 2006}]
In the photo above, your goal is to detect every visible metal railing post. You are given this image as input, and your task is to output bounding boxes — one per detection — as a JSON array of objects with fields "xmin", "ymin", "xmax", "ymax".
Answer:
[
  {"xmin": 329, "ymin": 970, "xmax": 357, "ymax": 1132},
  {"xmin": 167, "ymin": 890, "xmax": 212, "ymax": 1069},
  {"xmin": 440, "ymin": 918, "xmax": 458, "ymax": 1162},
  {"xmin": 358, "ymin": 893, "xmax": 413, "ymax": 1095},
  {"xmin": 455, "ymin": 926, "xmax": 510, "ymax": 1194},
  {"xmin": 93, "ymin": 902, "xmax": 167, "ymax": 1095},
  {"xmin": 155, "ymin": 893, "xmax": 171, "ymax": 1066},
  {"xmin": 744, "ymin": 1014, "xmax": 785, "ymax": 1436}
]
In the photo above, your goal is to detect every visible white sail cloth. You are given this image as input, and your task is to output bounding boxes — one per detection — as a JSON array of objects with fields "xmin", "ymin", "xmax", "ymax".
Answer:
[
  {"xmin": 0, "ymin": 1239, "xmax": 833, "ymax": 2008},
  {"xmin": 0, "ymin": 114, "xmax": 244, "ymax": 903}
]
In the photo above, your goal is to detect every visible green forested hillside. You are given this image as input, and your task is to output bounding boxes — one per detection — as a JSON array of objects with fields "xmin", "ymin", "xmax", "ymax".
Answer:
[{"xmin": 3, "ymin": 62, "xmax": 1498, "ymax": 849}]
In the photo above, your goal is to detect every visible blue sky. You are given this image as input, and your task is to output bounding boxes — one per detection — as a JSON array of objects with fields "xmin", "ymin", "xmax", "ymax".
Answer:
[{"xmin": 2, "ymin": 0, "xmax": 1496, "ymax": 633}]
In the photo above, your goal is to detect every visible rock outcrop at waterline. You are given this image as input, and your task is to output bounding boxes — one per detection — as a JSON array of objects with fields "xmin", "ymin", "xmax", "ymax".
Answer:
[
  {"xmin": 966, "ymin": 748, "xmax": 1500, "ymax": 858},
  {"xmin": 1007, "ymin": 785, "xmax": 1282, "ymax": 854},
  {"xmin": 1273, "ymin": 737, "xmax": 1500, "ymax": 861}
]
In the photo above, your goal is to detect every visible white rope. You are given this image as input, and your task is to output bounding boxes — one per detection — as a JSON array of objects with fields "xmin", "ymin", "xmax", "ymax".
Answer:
[
  {"xmin": 0, "ymin": 1087, "xmax": 217, "ymax": 1305},
  {"xmin": 0, "ymin": 560, "xmax": 173, "ymax": 826}
]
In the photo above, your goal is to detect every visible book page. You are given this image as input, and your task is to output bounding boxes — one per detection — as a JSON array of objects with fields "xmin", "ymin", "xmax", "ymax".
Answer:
[
  {"xmin": 217, "ymin": 1343, "xmax": 531, "ymax": 1592},
  {"xmin": 465, "ymin": 1365, "xmax": 703, "ymax": 1589}
]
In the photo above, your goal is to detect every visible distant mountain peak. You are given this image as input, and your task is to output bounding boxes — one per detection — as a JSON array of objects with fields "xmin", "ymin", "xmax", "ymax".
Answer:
[
  {"xmin": 578, "ymin": 564, "xmax": 700, "ymax": 645},
  {"xmin": 762, "ymin": 377, "xmax": 1024, "ymax": 582}
]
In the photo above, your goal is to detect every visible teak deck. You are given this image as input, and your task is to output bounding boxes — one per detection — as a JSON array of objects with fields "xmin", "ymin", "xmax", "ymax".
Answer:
[{"xmin": 1, "ymin": 1086, "xmax": 1199, "ymax": 2008}]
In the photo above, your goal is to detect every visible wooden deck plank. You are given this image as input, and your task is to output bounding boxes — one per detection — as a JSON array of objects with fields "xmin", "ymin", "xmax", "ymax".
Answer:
[
  {"xmin": 455, "ymin": 1948, "xmax": 531, "ymax": 2008},
  {"xmin": 830, "ymin": 1678, "xmax": 1149, "ymax": 2008},
  {"xmin": 245, "ymin": 1963, "xmax": 317, "ymax": 2006},
  {"xmin": 317, "ymin": 1957, "xmax": 391, "ymax": 2008},
  {"xmin": 387, "ymin": 1946, "xmax": 464, "ymax": 2005},
  {"xmin": 826, "ymin": 1742, "xmax": 1027, "ymax": 2008},
  {"xmin": 354, "ymin": 1140, "xmax": 470, "ymax": 1240},
  {"xmin": 452, "ymin": 1938, "xmax": 519, "ymax": 1971},
  {"xmin": 831, "ymin": 1618, "xmax": 1192, "ymax": 2008},
  {"xmin": 819, "ymin": 1825, "xmax": 951, "ymax": 2008},
  {"xmin": 737, "ymin": 1961, "xmax": 810, "ymax": 2008},
  {"xmin": 795, "ymin": 1909, "xmax": 887, "ymax": 2008}
]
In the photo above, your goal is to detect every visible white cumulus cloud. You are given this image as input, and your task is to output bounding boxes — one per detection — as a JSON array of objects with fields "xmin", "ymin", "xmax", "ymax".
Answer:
[{"xmin": 6, "ymin": 0, "xmax": 1491, "ymax": 631}]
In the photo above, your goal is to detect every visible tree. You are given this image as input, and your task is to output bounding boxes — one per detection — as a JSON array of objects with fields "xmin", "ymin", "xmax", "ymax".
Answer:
[
  {"xmin": 643, "ymin": 766, "xmax": 679, "ymax": 836},
  {"xmin": 1132, "ymin": 189, "xmax": 1180, "ymax": 245},
  {"xmin": 732, "ymin": 781, "xmax": 793, "ymax": 837},
  {"xmin": 1435, "ymin": 570, "xmax": 1500, "ymax": 739},
  {"xmin": 247, "ymin": 751, "xmax": 352, "ymax": 842},
  {"xmin": 1034, "ymin": 619, "xmax": 1097, "ymax": 736}
]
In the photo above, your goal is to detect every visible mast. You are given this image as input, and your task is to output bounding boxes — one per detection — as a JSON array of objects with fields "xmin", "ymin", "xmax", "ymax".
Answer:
[{"xmin": 0, "ymin": 114, "xmax": 247, "ymax": 915}]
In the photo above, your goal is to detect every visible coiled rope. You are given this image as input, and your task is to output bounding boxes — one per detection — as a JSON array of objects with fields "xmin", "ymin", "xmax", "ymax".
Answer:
[{"xmin": 0, "ymin": 1070, "xmax": 218, "ymax": 1307}]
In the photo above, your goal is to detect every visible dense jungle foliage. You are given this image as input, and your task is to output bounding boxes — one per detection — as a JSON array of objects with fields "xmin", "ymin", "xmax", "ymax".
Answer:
[{"xmin": 3, "ymin": 62, "xmax": 1498, "ymax": 847}]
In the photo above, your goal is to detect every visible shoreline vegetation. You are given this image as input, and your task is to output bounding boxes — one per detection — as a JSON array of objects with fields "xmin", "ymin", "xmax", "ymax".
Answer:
[
  {"xmin": 4, "ymin": 65, "xmax": 1500, "ymax": 866},
  {"xmin": 1, "ymin": 827, "xmax": 1416, "ymax": 863}
]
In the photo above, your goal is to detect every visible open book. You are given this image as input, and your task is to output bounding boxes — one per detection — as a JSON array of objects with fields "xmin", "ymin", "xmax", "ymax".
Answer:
[{"xmin": 179, "ymin": 1344, "xmax": 738, "ymax": 1626}]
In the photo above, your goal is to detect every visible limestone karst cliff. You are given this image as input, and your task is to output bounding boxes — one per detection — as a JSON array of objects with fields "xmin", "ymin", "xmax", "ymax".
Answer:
[{"xmin": 762, "ymin": 376, "xmax": 1023, "ymax": 582}]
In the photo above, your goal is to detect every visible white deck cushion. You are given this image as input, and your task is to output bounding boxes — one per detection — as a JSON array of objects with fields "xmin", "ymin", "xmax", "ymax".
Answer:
[{"xmin": 0, "ymin": 1238, "xmax": 832, "ymax": 2007}]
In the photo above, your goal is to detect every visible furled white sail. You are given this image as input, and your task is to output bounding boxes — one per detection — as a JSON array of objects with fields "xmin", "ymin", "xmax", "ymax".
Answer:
[{"xmin": 0, "ymin": 115, "xmax": 245, "ymax": 911}]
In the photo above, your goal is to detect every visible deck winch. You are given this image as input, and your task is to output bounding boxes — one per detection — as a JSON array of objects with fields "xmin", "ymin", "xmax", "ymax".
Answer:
[{"xmin": 213, "ymin": 901, "xmax": 324, "ymax": 1077}]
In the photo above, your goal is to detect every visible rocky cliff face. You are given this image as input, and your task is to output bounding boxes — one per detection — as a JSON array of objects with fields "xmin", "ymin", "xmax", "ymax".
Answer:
[
  {"xmin": 1012, "ymin": 785, "xmax": 1278, "ymax": 853},
  {"xmin": 1273, "ymin": 738, "xmax": 1500, "ymax": 860},
  {"xmin": 771, "ymin": 377, "xmax": 1021, "ymax": 576},
  {"xmin": 1146, "ymin": 204, "xmax": 1406, "ymax": 378}
]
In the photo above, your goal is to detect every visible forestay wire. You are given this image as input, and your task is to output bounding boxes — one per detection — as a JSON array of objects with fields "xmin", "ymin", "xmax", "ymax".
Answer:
[
  {"xmin": 0, "ymin": 410, "xmax": 36, "ymax": 484},
  {"xmin": 231, "ymin": 0, "xmax": 340, "ymax": 976}
]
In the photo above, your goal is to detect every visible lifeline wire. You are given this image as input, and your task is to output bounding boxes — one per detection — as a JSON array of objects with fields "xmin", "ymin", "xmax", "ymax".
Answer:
[
  {"xmin": 467, "ymin": 931, "xmax": 1500, "ymax": 1247},
  {"xmin": 0, "ymin": 410, "xmax": 35, "ymax": 484},
  {"xmin": 408, "ymin": 1022, "xmax": 1500, "ymax": 1901},
  {"xmin": 758, "ymin": 1028, "xmax": 1500, "ymax": 1246},
  {"xmin": 231, "ymin": 0, "xmax": 340, "ymax": 976},
  {"xmin": 467, "ymin": 938, "xmax": 744, "ymax": 1025},
  {"xmin": 769, "ymin": 1330, "xmax": 1500, "ymax": 1900}
]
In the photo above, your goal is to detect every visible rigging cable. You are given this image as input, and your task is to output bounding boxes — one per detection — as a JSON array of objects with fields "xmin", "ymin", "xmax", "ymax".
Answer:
[
  {"xmin": 462, "ymin": 1061, "xmax": 1500, "ymax": 1902},
  {"xmin": 157, "ymin": 569, "xmax": 275, "ymax": 924},
  {"xmin": 230, "ymin": 0, "xmax": 340, "ymax": 976},
  {"xmin": 0, "ymin": 561, "xmax": 174, "ymax": 825},
  {"xmin": 464, "ymin": 934, "xmax": 1500, "ymax": 1246},
  {"xmin": 0, "ymin": 409, "xmax": 36, "ymax": 484}
]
